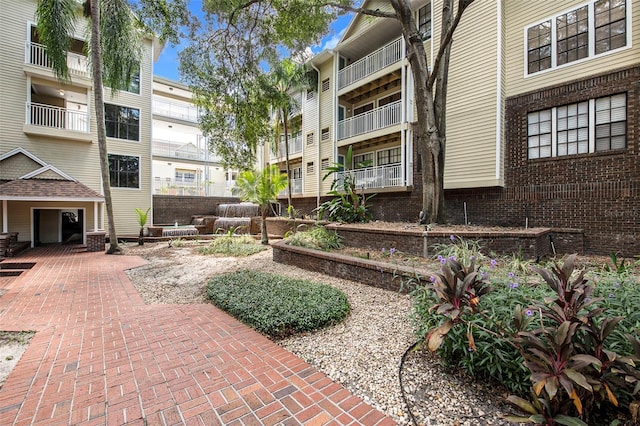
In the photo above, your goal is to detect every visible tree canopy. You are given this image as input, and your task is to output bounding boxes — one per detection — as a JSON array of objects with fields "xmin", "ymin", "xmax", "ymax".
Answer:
[{"xmin": 181, "ymin": 0, "xmax": 476, "ymax": 223}]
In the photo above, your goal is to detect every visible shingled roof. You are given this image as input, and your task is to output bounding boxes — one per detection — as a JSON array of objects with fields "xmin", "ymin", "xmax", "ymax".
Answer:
[{"xmin": 0, "ymin": 179, "xmax": 104, "ymax": 201}]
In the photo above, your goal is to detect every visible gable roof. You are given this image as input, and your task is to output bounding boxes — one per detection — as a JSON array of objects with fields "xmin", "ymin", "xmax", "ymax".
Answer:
[{"xmin": 0, "ymin": 179, "xmax": 103, "ymax": 202}]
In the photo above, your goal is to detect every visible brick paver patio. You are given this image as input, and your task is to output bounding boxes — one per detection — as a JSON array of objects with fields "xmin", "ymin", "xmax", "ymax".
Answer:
[{"xmin": 0, "ymin": 246, "xmax": 394, "ymax": 425}]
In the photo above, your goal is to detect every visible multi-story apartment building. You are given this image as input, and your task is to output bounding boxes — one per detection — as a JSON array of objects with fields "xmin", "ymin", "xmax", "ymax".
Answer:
[
  {"xmin": 0, "ymin": 0, "xmax": 158, "ymax": 246},
  {"xmin": 274, "ymin": 0, "xmax": 638, "ymax": 254},
  {"xmin": 152, "ymin": 76, "xmax": 236, "ymax": 197}
]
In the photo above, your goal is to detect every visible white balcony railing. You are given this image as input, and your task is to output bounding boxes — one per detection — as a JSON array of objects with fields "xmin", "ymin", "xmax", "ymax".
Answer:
[
  {"xmin": 152, "ymin": 138, "xmax": 220, "ymax": 162},
  {"xmin": 338, "ymin": 38, "xmax": 402, "ymax": 90},
  {"xmin": 337, "ymin": 100, "xmax": 402, "ymax": 141},
  {"xmin": 279, "ymin": 177, "xmax": 303, "ymax": 196},
  {"xmin": 26, "ymin": 102, "xmax": 90, "ymax": 132},
  {"xmin": 270, "ymin": 134, "xmax": 303, "ymax": 160},
  {"xmin": 153, "ymin": 98, "xmax": 200, "ymax": 122},
  {"xmin": 26, "ymin": 42, "xmax": 90, "ymax": 77},
  {"xmin": 154, "ymin": 177, "xmax": 235, "ymax": 197},
  {"xmin": 335, "ymin": 164, "xmax": 403, "ymax": 190}
]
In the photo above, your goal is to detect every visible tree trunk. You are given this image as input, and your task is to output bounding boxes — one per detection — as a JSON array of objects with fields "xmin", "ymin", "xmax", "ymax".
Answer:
[
  {"xmin": 260, "ymin": 208, "xmax": 269, "ymax": 245},
  {"xmin": 391, "ymin": 0, "xmax": 444, "ymax": 224},
  {"xmin": 89, "ymin": 0, "xmax": 121, "ymax": 254},
  {"xmin": 283, "ymin": 110, "xmax": 293, "ymax": 215}
]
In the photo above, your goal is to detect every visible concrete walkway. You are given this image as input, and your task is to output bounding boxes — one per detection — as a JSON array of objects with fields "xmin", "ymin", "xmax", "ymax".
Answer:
[{"xmin": 0, "ymin": 246, "xmax": 394, "ymax": 425}]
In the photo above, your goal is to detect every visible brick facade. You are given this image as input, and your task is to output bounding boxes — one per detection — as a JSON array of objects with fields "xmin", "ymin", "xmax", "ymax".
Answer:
[{"xmin": 287, "ymin": 65, "xmax": 639, "ymax": 256}]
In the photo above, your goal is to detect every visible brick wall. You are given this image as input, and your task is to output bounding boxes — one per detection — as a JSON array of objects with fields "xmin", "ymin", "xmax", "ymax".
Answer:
[
  {"xmin": 153, "ymin": 195, "xmax": 239, "ymax": 225},
  {"xmin": 289, "ymin": 65, "xmax": 639, "ymax": 255}
]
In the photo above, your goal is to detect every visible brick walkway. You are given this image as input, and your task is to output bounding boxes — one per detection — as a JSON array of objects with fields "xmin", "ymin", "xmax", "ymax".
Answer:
[{"xmin": 0, "ymin": 246, "xmax": 394, "ymax": 425}]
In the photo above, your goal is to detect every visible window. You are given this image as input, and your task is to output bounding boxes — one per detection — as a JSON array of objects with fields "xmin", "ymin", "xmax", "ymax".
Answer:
[
  {"xmin": 175, "ymin": 169, "xmax": 196, "ymax": 183},
  {"xmin": 595, "ymin": 0, "xmax": 627, "ymax": 54},
  {"xmin": 306, "ymin": 162, "xmax": 314, "ymax": 174},
  {"xmin": 418, "ymin": 5, "xmax": 431, "ymax": 40},
  {"xmin": 526, "ymin": 1, "xmax": 628, "ymax": 75},
  {"xmin": 353, "ymin": 152, "xmax": 373, "ymax": 168},
  {"xmin": 557, "ymin": 102, "xmax": 589, "ymax": 155},
  {"xmin": 354, "ymin": 103, "xmax": 374, "ymax": 116},
  {"xmin": 526, "ymin": 93, "xmax": 627, "ymax": 159},
  {"xmin": 556, "ymin": 6, "xmax": 588, "ymax": 65},
  {"xmin": 527, "ymin": 110, "xmax": 552, "ymax": 159},
  {"xmin": 292, "ymin": 167, "xmax": 302, "ymax": 179},
  {"xmin": 108, "ymin": 154, "xmax": 139, "ymax": 188},
  {"xmin": 322, "ymin": 78, "xmax": 330, "ymax": 92},
  {"xmin": 105, "ymin": 104, "xmax": 139, "ymax": 141},
  {"xmin": 378, "ymin": 92, "xmax": 401, "ymax": 107},
  {"xmin": 306, "ymin": 132, "xmax": 314, "ymax": 145},
  {"xmin": 321, "ymin": 158, "xmax": 330, "ymax": 169},
  {"xmin": 595, "ymin": 93, "xmax": 626, "ymax": 151},
  {"xmin": 306, "ymin": 90, "xmax": 315, "ymax": 101},
  {"xmin": 377, "ymin": 147, "xmax": 401, "ymax": 165},
  {"xmin": 321, "ymin": 127, "xmax": 330, "ymax": 141},
  {"xmin": 107, "ymin": 62, "xmax": 140, "ymax": 94},
  {"xmin": 527, "ymin": 21, "xmax": 552, "ymax": 73}
]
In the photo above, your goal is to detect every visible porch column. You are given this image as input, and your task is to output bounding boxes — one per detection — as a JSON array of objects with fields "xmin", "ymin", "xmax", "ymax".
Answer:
[
  {"xmin": 2, "ymin": 200, "xmax": 7, "ymax": 232},
  {"xmin": 94, "ymin": 201, "xmax": 99, "ymax": 231},
  {"xmin": 400, "ymin": 55, "xmax": 407, "ymax": 186}
]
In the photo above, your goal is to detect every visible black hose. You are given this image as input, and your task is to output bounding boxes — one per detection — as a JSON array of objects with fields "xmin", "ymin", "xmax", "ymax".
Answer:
[{"xmin": 399, "ymin": 339, "xmax": 422, "ymax": 426}]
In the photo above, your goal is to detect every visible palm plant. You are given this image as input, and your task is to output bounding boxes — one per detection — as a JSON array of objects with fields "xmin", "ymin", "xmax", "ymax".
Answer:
[
  {"xmin": 134, "ymin": 207, "xmax": 150, "ymax": 245},
  {"xmin": 35, "ymin": 0, "xmax": 184, "ymax": 253},
  {"xmin": 233, "ymin": 165, "xmax": 288, "ymax": 245},
  {"xmin": 264, "ymin": 58, "xmax": 309, "ymax": 215}
]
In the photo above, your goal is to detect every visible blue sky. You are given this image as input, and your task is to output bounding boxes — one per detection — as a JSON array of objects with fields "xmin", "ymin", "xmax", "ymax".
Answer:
[{"xmin": 153, "ymin": 2, "xmax": 352, "ymax": 82}]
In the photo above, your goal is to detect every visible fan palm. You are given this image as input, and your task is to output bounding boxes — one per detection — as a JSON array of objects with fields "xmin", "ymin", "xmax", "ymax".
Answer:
[
  {"xmin": 35, "ymin": 0, "xmax": 183, "ymax": 253},
  {"xmin": 233, "ymin": 165, "xmax": 288, "ymax": 245}
]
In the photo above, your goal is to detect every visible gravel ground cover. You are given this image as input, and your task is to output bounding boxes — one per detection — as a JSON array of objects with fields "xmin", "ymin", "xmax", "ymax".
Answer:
[{"xmin": 124, "ymin": 241, "xmax": 514, "ymax": 425}]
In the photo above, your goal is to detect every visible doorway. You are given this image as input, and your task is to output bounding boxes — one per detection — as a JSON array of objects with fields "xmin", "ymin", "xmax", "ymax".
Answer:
[{"xmin": 33, "ymin": 208, "xmax": 84, "ymax": 246}]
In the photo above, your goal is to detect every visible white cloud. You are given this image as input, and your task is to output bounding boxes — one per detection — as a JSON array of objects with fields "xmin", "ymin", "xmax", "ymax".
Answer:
[{"xmin": 322, "ymin": 29, "xmax": 344, "ymax": 50}]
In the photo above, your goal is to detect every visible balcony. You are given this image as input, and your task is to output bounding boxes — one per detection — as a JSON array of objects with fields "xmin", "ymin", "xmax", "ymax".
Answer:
[
  {"xmin": 153, "ymin": 98, "xmax": 199, "ymax": 123},
  {"xmin": 337, "ymin": 100, "xmax": 401, "ymax": 141},
  {"xmin": 26, "ymin": 102, "xmax": 90, "ymax": 133},
  {"xmin": 154, "ymin": 177, "xmax": 234, "ymax": 197},
  {"xmin": 270, "ymin": 134, "xmax": 303, "ymax": 161},
  {"xmin": 25, "ymin": 42, "xmax": 90, "ymax": 79},
  {"xmin": 335, "ymin": 164, "xmax": 403, "ymax": 190},
  {"xmin": 338, "ymin": 38, "xmax": 402, "ymax": 90},
  {"xmin": 152, "ymin": 138, "xmax": 219, "ymax": 162},
  {"xmin": 279, "ymin": 178, "xmax": 303, "ymax": 196}
]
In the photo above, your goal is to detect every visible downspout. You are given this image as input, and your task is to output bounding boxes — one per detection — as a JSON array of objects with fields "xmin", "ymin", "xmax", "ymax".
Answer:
[{"xmin": 309, "ymin": 60, "xmax": 322, "ymax": 209}]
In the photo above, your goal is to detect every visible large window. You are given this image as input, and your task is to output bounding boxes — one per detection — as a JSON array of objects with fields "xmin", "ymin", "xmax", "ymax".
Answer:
[
  {"xmin": 105, "ymin": 104, "xmax": 139, "ymax": 141},
  {"xmin": 353, "ymin": 152, "xmax": 373, "ymax": 168},
  {"xmin": 106, "ymin": 62, "xmax": 140, "ymax": 94},
  {"xmin": 418, "ymin": 4, "xmax": 431, "ymax": 40},
  {"xmin": 108, "ymin": 154, "xmax": 139, "ymax": 188},
  {"xmin": 175, "ymin": 169, "xmax": 196, "ymax": 183},
  {"xmin": 527, "ymin": 93, "xmax": 627, "ymax": 159},
  {"xmin": 526, "ymin": 0, "xmax": 627, "ymax": 75}
]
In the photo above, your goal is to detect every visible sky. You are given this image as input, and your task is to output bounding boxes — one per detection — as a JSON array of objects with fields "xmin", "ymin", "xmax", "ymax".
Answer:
[{"xmin": 153, "ymin": 1, "xmax": 353, "ymax": 83}]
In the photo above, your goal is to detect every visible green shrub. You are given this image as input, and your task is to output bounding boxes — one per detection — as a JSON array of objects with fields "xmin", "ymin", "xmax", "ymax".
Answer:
[
  {"xmin": 412, "ymin": 253, "xmax": 640, "ymax": 412},
  {"xmin": 199, "ymin": 235, "xmax": 266, "ymax": 256},
  {"xmin": 207, "ymin": 270, "xmax": 350, "ymax": 338},
  {"xmin": 285, "ymin": 225, "xmax": 342, "ymax": 251}
]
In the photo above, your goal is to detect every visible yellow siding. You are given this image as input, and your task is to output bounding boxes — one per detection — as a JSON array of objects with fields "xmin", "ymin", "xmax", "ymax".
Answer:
[
  {"xmin": 505, "ymin": 0, "xmax": 640, "ymax": 97},
  {"xmin": 6, "ymin": 201, "xmax": 97, "ymax": 242},
  {"xmin": 342, "ymin": 0, "xmax": 395, "ymax": 42},
  {"xmin": 318, "ymin": 61, "xmax": 335, "ymax": 195},
  {"xmin": 436, "ymin": 0, "xmax": 501, "ymax": 188},
  {"xmin": 0, "ymin": 0, "xmax": 154, "ymax": 235}
]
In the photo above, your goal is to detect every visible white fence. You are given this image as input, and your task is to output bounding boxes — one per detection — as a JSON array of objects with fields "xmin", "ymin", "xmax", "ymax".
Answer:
[
  {"xmin": 153, "ymin": 98, "xmax": 200, "ymax": 122},
  {"xmin": 271, "ymin": 134, "xmax": 303, "ymax": 160},
  {"xmin": 337, "ymin": 100, "xmax": 401, "ymax": 140},
  {"xmin": 338, "ymin": 38, "xmax": 402, "ymax": 90},
  {"xmin": 279, "ymin": 178, "xmax": 303, "ymax": 196},
  {"xmin": 336, "ymin": 164, "xmax": 403, "ymax": 190},
  {"xmin": 26, "ymin": 42, "xmax": 89, "ymax": 77},
  {"xmin": 26, "ymin": 102, "xmax": 90, "ymax": 132}
]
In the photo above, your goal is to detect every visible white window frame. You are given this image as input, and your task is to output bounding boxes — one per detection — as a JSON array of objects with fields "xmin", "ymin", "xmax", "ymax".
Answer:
[
  {"xmin": 527, "ymin": 93, "xmax": 627, "ymax": 160},
  {"xmin": 104, "ymin": 102, "xmax": 141, "ymax": 142},
  {"xmin": 376, "ymin": 146, "xmax": 402, "ymax": 165},
  {"xmin": 523, "ymin": 0, "xmax": 632, "ymax": 77},
  {"xmin": 353, "ymin": 151, "xmax": 374, "ymax": 168},
  {"xmin": 417, "ymin": 3, "xmax": 432, "ymax": 41}
]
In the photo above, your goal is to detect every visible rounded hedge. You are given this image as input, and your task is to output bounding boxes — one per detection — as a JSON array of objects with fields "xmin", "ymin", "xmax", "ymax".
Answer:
[{"xmin": 207, "ymin": 270, "xmax": 350, "ymax": 338}]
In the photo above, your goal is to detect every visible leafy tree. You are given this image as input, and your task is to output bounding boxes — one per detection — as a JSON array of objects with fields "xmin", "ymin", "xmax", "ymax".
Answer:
[
  {"xmin": 180, "ymin": 0, "xmax": 476, "ymax": 224},
  {"xmin": 233, "ymin": 165, "xmax": 288, "ymax": 244},
  {"xmin": 265, "ymin": 58, "xmax": 309, "ymax": 214},
  {"xmin": 35, "ymin": 0, "xmax": 186, "ymax": 253}
]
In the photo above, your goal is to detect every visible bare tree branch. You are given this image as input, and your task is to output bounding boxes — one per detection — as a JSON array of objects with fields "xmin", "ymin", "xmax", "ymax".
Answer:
[
  {"xmin": 325, "ymin": 2, "xmax": 398, "ymax": 19},
  {"xmin": 428, "ymin": 0, "xmax": 475, "ymax": 90}
]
